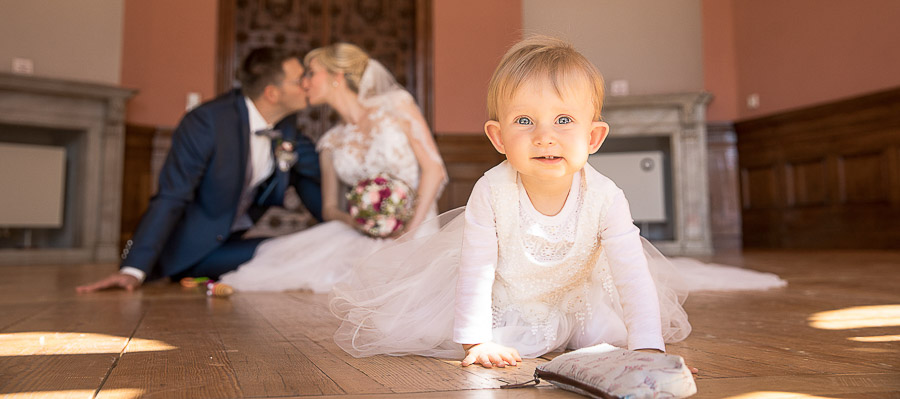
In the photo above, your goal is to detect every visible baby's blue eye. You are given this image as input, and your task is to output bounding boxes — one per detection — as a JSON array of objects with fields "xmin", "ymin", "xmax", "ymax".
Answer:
[
  {"xmin": 557, "ymin": 116, "xmax": 573, "ymax": 124},
  {"xmin": 515, "ymin": 116, "xmax": 533, "ymax": 125}
]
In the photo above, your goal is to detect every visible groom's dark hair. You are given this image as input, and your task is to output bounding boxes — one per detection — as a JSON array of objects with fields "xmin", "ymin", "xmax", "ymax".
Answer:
[{"xmin": 239, "ymin": 47, "xmax": 298, "ymax": 99}]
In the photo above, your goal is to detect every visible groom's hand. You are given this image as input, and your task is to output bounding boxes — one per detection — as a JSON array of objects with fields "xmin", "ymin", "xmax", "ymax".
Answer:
[{"xmin": 76, "ymin": 273, "xmax": 140, "ymax": 293}]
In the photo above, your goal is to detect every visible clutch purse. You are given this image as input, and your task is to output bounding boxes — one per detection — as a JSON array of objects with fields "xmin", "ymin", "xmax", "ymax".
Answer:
[{"xmin": 505, "ymin": 344, "xmax": 696, "ymax": 399}]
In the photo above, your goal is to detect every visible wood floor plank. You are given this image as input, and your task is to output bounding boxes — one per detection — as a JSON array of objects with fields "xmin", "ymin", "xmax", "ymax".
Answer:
[
  {"xmin": 259, "ymin": 292, "xmax": 548, "ymax": 393},
  {"xmin": 693, "ymin": 373, "xmax": 900, "ymax": 398},
  {"xmin": 0, "ymin": 300, "xmax": 144, "ymax": 397},
  {"xmin": 0, "ymin": 303, "xmax": 51, "ymax": 331},
  {"xmin": 95, "ymin": 297, "xmax": 242, "ymax": 399},
  {"xmin": 216, "ymin": 295, "xmax": 344, "ymax": 396},
  {"xmin": 673, "ymin": 333, "xmax": 895, "ymax": 377},
  {"xmin": 240, "ymin": 292, "xmax": 393, "ymax": 394}
]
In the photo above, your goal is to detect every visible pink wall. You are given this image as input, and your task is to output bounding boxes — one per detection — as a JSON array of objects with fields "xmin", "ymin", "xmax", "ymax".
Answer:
[
  {"xmin": 121, "ymin": 0, "xmax": 518, "ymax": 131},
  {"xmin": 702, "ymin": 0, "xmax": 740, "ymax": 122},
  {"xmin": 704, "ymin": 0, "xmax": 900, "ymax": 121},
  {"xmin": 121, "ymin": 0, "xmax": 218, "ymax": 127},
  {"xmin": 433, "ymin": 0, "xmax": 522, "ymax": 134}
]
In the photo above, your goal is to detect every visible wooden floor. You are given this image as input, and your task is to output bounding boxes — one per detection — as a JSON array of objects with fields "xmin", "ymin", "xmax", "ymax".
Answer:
[{"xmin": 1, "ymin": 250, "xmax": 899, "ymax": 399}]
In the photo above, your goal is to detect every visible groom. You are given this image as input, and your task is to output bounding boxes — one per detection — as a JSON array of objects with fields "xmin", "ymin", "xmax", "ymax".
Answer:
[{"xmin": 77, "ymin": 47, "xmax": 322, "ymax": 292}]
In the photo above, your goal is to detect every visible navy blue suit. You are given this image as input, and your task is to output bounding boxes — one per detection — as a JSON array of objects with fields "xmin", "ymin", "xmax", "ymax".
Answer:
[{"xmin": 122, "ymin": 89, "xmax": 322, "ymax": 280}]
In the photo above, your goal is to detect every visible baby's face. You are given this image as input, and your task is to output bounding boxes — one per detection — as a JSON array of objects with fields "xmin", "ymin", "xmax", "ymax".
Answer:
[{"xmin": 489, "ymin": 78, "xmax": 607, "ymax": 183}]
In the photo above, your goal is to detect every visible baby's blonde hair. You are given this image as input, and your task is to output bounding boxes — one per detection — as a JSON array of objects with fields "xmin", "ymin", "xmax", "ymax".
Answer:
[
  {"xmin": 487, "ymin": 36, "xmax": 605, "ymax": 121},
  {"xmin": 304, "ymin": 42, "xmax": 369, "ymax": 93}
]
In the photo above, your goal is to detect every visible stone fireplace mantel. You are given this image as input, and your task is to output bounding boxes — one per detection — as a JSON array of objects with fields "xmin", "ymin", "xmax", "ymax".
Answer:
[
  {"xmin": 0, "ymin": 73, "xmax": 135, "ymax": 265},
  {"xmin": 603, "ymin": 92, "xmax": 713, "ymax": 255}
]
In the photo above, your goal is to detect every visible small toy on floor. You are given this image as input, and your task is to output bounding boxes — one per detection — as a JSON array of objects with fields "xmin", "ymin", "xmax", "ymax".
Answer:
[
  {"xmin": 205, "ymin": 281, "xmax": 234, "ymax": 297},
  {"xmin": 180, "ymin": 277, "xmax": 234, "ymax": 297},
  {"xmin": 179, "ymin": 277, "xmax": 210, "ymax": 288}
]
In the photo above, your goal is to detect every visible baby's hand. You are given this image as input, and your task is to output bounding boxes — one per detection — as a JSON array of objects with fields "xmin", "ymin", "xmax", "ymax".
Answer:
[{"xmin": 461, "ymin": 342, "xmax": 522, "ymax": 368}]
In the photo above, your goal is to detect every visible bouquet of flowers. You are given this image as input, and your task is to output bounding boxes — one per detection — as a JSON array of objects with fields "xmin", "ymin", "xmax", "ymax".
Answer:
[{"xmin": 347, "ymin": 173, "xmax": 414, "ymax": 238}]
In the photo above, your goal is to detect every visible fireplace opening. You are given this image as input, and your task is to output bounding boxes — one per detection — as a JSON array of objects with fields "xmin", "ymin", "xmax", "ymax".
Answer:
[{"xmin": 0, "ymin": 123, "xmax": 84, "ymax": 250}]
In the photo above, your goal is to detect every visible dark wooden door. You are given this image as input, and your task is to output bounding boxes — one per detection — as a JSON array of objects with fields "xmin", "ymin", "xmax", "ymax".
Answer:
[{"xmin": 216, "ymin": 0, "xmax": 432, "ymax": 140}]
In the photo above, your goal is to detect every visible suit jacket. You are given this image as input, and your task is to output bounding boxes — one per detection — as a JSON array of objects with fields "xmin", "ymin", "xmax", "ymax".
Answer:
[{"xmin": 122, "ymin": 89, "xmax": 322, "ymax": 278}]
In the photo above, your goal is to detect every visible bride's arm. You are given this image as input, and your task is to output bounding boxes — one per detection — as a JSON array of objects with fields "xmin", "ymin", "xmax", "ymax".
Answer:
[
  {"xmin": 398, "ymin": 101, "xmax": 447, "ymax": 232},
  {"xmin": 319, "ymin": 149, "xmax": 356, "ymax": 228}
]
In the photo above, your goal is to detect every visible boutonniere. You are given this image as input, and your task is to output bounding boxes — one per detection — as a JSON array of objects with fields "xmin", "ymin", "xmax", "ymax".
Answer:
[{"xmin": 274, "ymin": 138, "xmax": 298, "ymax": 172}]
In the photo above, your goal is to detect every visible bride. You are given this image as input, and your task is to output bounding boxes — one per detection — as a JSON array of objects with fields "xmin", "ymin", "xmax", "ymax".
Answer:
[{"xmin": 220, "ymin": 43, "xmax": 447, "ymax": 292}]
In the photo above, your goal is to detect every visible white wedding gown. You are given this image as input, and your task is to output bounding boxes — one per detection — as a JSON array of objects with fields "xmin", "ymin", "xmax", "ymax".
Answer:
[{"xmin": 219, "ymin": 94, "xmax": 434, "ymax": 293}]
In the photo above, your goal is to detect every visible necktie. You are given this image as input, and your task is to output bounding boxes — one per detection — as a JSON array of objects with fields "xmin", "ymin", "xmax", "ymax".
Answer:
[{"xmin": 254, "ymin": 128, "xmax": 282, "ymax": 140}]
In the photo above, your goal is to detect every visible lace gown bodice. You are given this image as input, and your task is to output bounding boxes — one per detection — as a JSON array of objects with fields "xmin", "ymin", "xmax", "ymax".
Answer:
[
  {"xmin": 317, "ymin": 98, "xmax": 420, "ymax": 190},
  {"xmin": 488, "ymin": 166, "xmax": 617, "ymax": 341}
]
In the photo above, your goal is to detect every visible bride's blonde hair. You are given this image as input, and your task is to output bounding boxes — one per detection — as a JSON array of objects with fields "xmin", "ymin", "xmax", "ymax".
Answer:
[{"xmin": 305, "ymin": 43, "xmax": 370, "ymax": 94}]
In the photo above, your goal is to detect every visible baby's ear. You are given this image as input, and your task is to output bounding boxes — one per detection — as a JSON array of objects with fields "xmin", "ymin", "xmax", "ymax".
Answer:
[
  {"xmin": 588, "ymin": 121, "xmax": 610, "ymax": 154},
  {"xmin": 484, "ymin": 120, "xmax": 506, "ymax": 155}
]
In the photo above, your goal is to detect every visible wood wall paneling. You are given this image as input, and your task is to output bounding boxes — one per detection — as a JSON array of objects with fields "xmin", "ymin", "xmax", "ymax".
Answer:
[
  {"xmin": 434, "ymin": 133, "xmax": 504, "ymax": 212},
  {"xmin": 787, "ymin": 158, "xmax": 828, "ymax": 207},
  {"xmin": 707, "ymin": 122, "xmax": 743, "ymax": 250},
  {"xmin": 736, "ymin": 87, "xmax": 900, "ymax": 249},
  {"xmin": 120, "ymin": 125, "xmax": 172, "ymax": 250}
]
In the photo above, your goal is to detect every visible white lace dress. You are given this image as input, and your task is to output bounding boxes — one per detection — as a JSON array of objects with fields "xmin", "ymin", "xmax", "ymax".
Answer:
[
  {"xmin": 219, "ymin": 95, "xmax": 433, "ymax": 293},
  {"xmin": 330, "ymin": 161, "xmax": 785, "ymax": 359}
]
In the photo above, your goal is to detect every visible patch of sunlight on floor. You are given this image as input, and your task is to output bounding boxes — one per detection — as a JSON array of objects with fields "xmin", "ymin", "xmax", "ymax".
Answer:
[
  {"xmin": 848, "ymin": 334, "xmax": 900, "ymax": 342},
  {"xmin": 0, "ymin": 332, "xmax": 175, "ymax": 356},
  {"xmin": 725, "ymin": 392, "xmax": 834, "ymax": 399},
  {"xmin": 808, "ymin": 304, "xmax": 900, "ymax": 330},
  {"xmin": 3, "ymin": 389, "xmax": 143, "ymax": 399}
]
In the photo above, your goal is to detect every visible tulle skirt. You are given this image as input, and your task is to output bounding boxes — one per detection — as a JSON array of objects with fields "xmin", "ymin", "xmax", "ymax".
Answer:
[
  {"xmin": 330, "ymin": 208, "xmax": 786, "ymax": 360},
  {"xmin": 219, "ymin": 221, "xmax": 387, "ymax": 293}
]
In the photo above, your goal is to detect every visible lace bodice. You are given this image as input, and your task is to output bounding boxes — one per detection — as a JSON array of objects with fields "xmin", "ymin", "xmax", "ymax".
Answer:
[
  {"xmin": 317, "ymin": 93, "xmax": 420, "ymax": 190},
  {"xmin": 518, "ymin": 172, "xmax": 582, "ymax": 263},
  {"xmin": 486, "ymin": 163, "xmax": 618, "ymax": 332}
]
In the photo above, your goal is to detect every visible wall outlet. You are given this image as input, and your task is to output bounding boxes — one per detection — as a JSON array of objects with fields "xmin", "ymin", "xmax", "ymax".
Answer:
[
  {"xmin": 610, "ymin": 79, "xmax": 630, "ymax": 96},
  {"xmin": 746, "ymin": 93, "xmax": 760, "ymax": 109},
  {"xmin": 12, "ymin": 58, "xmax": 34, "ymax": 75},
  {"xmin": 186, "ymin": 92, "xmax": 202, "ymax": 111}
]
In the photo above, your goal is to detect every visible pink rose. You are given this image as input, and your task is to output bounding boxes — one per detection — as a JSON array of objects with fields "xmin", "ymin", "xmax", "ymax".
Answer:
[
  {"xmin": 367, "ymin": 190, "xmax": 381, "ymax": 207},
  {"xmin": 382, "ymin": 217, "xmax": 397, "ymax": 234},
  {"xmin": 392, "ymin": 220, "xmax": 404, "ymax": 232},
  {"xmin": 374, "ymin": 176, "xmax": 387, "ymax": 185}
]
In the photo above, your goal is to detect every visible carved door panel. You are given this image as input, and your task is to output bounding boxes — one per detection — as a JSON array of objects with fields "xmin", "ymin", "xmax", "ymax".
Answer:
[{"xmin": 218, "ymin": 0, "xmax": 431, "ymax": 141}]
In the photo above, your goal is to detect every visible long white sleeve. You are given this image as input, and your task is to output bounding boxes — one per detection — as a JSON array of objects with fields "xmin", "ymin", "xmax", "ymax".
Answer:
[
  {"xmin": 453, "ymin": 177, "xmax": 497, "ymax": 344},
  {"xmin": 600, "ymin": 191, "xmax": 665, "ymax": 352}
]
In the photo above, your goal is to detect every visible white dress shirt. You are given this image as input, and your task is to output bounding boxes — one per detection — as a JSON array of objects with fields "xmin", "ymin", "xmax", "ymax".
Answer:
[{"xmin": 245, "ymin": 96, "xmax": 276, "ymax": 189}]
